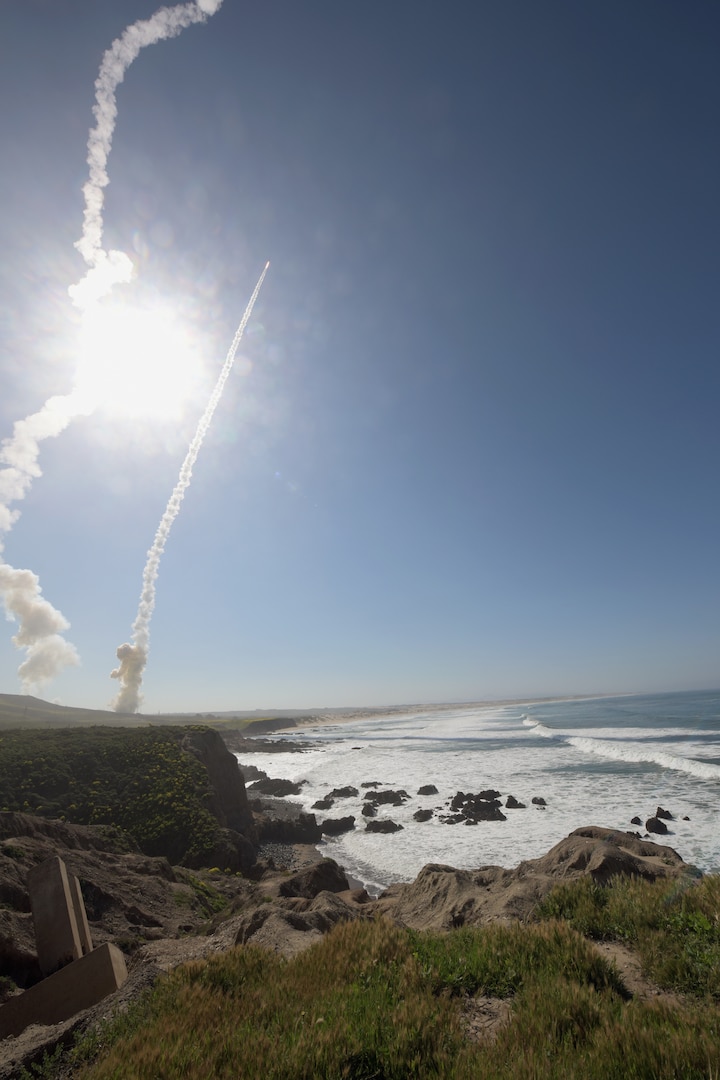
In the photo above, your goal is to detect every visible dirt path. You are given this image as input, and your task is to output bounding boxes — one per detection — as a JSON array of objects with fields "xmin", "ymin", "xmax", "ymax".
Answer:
[{"xmin": 592, "ymin": 940, "xmax": 684, "ymax": 1007}]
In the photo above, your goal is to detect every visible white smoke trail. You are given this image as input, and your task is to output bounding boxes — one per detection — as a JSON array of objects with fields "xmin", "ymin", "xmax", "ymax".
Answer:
[
  {"xmin": 0, "ymin": 0, "xmax": 224, "ymax": 692},
  {"xmin": 111, "ymin": 262, "xmax": 270, "ymax": 713},
  {"xmin": 70, "ymin": 0, "xmax": 224, "ymax": 308}
]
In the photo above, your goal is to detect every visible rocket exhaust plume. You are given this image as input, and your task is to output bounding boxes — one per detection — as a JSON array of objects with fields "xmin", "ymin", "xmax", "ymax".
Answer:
[
  {"xmin": 0, "ymin": 1, "xmax": 224, "ymax": 692},
  {"xmin": 111, "ymin": 262, "xmax": 270, "ymax": 713}
]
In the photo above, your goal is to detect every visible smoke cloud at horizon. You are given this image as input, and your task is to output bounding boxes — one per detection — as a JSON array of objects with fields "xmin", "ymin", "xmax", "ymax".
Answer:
[{"xmin": 0, "ymin": 2, "xmax": 224, "ymax": 694}]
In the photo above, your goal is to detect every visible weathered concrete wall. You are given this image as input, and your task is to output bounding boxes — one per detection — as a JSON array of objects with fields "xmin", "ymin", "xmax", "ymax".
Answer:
[{"xmin": 0, "ymin": 943, "xmax": 127, "ymax": 1038}]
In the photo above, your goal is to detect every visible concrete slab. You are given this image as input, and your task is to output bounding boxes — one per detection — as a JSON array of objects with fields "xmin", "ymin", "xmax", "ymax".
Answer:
[{"xmin": 0, "ymin": 943, "xmax": 128, "ymax": 1039}]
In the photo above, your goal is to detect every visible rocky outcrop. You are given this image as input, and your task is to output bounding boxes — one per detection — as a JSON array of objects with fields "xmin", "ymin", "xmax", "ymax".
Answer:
[
  {"xmin": 646, "ymin": 816, "xmax": 669, "ymax": 835},
  {"xmin": 278, "ymin": 859, "xmax": 349, "ymax": 899},
  {"xmin": 370, "ymin": 826, "xmax": 692, "ymax": 930},
  {"xmin": 417, "ymin": 785, "xmax": 438, "ymax": 796},
  {"xmin": 326, "ymin": 787, "xmax": 359, "ymax": 799},
  {"xmin": 255, "ymin": 813, "xmax": 322, "ymax": 845},
  {"xmin": 182, "ymin": 729, "xmax": 255, "ymax": 838},
  {"xmin": 0, "ymin": 814, "xmax": 248, "ymax": 991}
]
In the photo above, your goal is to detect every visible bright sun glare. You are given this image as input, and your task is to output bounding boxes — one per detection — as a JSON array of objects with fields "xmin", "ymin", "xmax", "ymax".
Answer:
[{"xmin": 75, "ymin": 302, "xmax": 202, "ymax": 421}]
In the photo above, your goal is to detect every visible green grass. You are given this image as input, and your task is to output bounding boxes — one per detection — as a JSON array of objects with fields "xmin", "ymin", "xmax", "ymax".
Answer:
[
  {"xmin": 536, "ymin": 873, "xmax": 720, "ymax": 998},
  {"xmin": 26, "ymin": 902, "xmax": 720, "ymax": 1080}
]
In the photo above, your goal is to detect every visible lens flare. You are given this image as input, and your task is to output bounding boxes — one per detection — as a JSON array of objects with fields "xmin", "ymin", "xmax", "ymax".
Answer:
[{"xmin": 76, "ymin": 302, "xmax": 203, "ymax": 421}]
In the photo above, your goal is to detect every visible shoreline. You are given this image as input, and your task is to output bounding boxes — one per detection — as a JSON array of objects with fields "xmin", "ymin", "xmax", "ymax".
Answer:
[{"xmin": 281, "ymin": 693, "xmax": 614, "ymax": 734}]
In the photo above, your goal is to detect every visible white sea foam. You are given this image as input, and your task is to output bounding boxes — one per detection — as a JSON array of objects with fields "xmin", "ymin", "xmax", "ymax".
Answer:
[{"xmin": 238, "ymin": 692, "xmax": 720, "ymax": 892}]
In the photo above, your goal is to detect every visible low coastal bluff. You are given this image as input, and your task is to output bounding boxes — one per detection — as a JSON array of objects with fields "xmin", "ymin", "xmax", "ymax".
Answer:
[{"xmin": 0, "ymin": 725, "xmax": 257, "ymax": 871}]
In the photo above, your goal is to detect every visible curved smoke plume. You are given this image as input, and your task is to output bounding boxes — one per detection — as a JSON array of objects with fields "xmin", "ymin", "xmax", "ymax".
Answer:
[
  {"xmin": 111, "ymin": 262, "xmax": 270, "ymax": 713},
  {"xmin": 0, "ymin": 1, "xmax": 224, "ymax": 692}
]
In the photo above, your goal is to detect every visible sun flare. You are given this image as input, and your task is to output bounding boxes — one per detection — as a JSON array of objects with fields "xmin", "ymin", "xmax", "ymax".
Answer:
[{"xmin": 75, "ymin": 301, "xmax": 203, "ymax": 421}]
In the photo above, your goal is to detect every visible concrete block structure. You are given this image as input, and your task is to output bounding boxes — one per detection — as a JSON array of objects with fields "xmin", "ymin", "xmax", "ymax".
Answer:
[
  {"xmin": 0, "ymin": 856, "xmax": 128, "ymax": 1038},
  {"xmin": 0, "ymin": 943, "xmax": 128, "ymax": 1039}
]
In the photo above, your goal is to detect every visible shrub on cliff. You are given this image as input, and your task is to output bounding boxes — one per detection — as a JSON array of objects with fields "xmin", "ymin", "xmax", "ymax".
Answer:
[{"xmin": 0, "ymin": 727, "xmax": 226, "ymax": 865}]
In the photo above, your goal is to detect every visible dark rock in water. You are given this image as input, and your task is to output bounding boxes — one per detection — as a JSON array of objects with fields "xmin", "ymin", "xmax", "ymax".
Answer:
[
  {"xmin": 366, "ymin": 789, "xmax": 409, "ymax": 806},
  {"xmin": 646, "ymin": 816, "xmax": 669, "ymax": 835},
  {"xmin": 448, "ymin": 792, "xmax": 506, "ymax": 822},
  {"xmin": 361, "ymin": 803, "xmax": 377, "ymax": 818},
  {"xmin": 532, "ymin": 796, "xmax": 547, "ymax": 806},
  {"xmin": 683, "ymin": 815, "xmax": 690, "ymax": 821},
  {"xmin": 630, "ymin": 816, "xmax": 642, "ymax": 826},
  {"xmin": 249, "ymin": 778, "xmax": 305, "ymax": 798},
  {"xmin": 365, "ymin": 819, "xmax": 403, "ymax": 834},
  {"xmin": 656, "ymin": 806, "xmax": 674, "ymax": 821},
  {"xmin": 413, "ymin": 809, "xmax": 433, "ymax": 822},
  {"xmin": 327, "ymin": 786, "xmax": 359, "ymax": 799},
  {"xmin": 477, "ymin": 789, "xmax": 501, "ymax": 801},
  {"xmin": 440, "ymin": 814, "xmax": 466, "ymax": 825},
  {"xmin": 417, "ymin": 785, "xmax": 438, "ymax": 796},
  {"xmin": 278, "ymin": 858, "xmax": 349, "ymax": 898},
  {"xmin": 312, "ymin": 798, "xmax": 334, "ymax": 811},
  {"xmin": 505, "ymin": 796, "xmax": 526, "ymax": 809},
  {"xmin": 360, "ymin": 781, "xmax": 381, "ymax": 788},
  {"xmin": 466, "ymin": 802, "xmax": 506, "ymax": 822},
  {"xmin": 321, "ymin": 816, "xmax": 356, "ymax": 836}
]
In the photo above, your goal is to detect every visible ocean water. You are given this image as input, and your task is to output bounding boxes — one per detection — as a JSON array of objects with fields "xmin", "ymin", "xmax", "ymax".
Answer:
[{"xmin": 236, "ymin": 689, "xmax": 720, "ymax": 895}]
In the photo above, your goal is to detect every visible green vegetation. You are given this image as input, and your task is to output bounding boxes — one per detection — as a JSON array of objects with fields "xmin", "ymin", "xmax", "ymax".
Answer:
[
  {"xmin": 536, "ymin": 872, "xmax": 720, "ymax": 999},
  {"xmin": 0, "ymin": 726, "xmax": 222, "ymax": 864},
  {"xmin": 25, "ymin": 877, "xmax": 720, "ymax": 1080}
]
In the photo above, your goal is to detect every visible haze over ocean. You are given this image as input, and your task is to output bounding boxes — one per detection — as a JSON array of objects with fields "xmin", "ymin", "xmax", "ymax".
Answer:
[{"xmin": 240, "ymin": 689, "xmax": 720, "ymax": 894}]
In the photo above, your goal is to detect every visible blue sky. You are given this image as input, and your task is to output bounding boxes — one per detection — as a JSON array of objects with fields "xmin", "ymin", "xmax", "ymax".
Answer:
[{"xmin": 0, "ymin": 0, "xmax": 718, "ymax": 712}]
